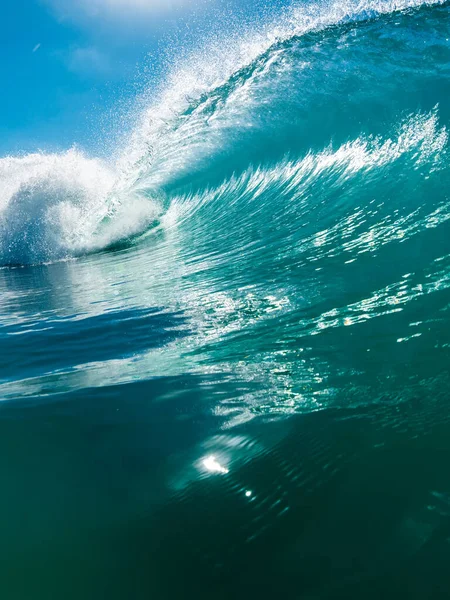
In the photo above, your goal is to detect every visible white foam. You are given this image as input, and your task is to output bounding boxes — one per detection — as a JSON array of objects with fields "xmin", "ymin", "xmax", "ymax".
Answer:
[{"xmin": 0, "ymin": 149, "xmax": 160, "ymax": 265}]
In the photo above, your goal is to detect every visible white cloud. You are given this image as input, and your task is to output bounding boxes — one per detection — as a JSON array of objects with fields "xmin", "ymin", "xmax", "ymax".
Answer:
[
  {"xmin": 84, "ymin": 0, "xmax": 188, "ymax": 13},
  {"xmin": 47, "ymin": 0, "xmax": 199, "ymax": 23}
]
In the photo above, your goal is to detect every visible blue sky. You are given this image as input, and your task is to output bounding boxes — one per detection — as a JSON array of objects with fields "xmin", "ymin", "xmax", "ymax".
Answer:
[{"xmin": 1, "ymin": 0, "xmax": 282, "ymax": 157}]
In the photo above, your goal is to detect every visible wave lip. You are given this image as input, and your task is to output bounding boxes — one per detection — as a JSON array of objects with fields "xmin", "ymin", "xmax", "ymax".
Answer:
[{"xmin": 121, "ymin": 0, "xmax": 448, "ymax": 191}]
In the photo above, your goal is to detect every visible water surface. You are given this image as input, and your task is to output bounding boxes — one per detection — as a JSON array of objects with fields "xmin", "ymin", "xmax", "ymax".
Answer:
[{"xmin": 1, "ymin": 1, "xmax": 450, "ymax": 597}]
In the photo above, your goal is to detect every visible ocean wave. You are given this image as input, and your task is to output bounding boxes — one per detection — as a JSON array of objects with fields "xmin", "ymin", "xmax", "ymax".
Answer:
[
  {"xmin": 0, "ymin": 0, "xmax": 448, "ymax": 266},
  {"xmin": 0, "ymin": 150, "xmax": 160, "ymax": 265}
]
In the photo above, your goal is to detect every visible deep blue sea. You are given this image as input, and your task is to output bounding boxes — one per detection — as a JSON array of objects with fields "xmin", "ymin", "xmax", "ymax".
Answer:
[{"xmin": 1, "ymin": 1, "xmax": 450, "ymax": 597}]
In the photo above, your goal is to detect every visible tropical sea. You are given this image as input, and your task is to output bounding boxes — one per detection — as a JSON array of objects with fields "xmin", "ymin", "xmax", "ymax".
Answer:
[{"xmin": 1, "ymin": 0, "xmax": 450, "ymax": 597}]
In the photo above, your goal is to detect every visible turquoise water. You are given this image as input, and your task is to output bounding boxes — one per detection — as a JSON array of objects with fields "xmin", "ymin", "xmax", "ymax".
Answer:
[{"xmin": 2, "ymin": 1, "xmax": 450, "ymax": 597}]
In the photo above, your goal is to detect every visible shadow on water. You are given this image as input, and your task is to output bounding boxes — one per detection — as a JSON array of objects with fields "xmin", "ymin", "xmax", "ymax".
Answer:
[
  {"xmin": 0, "ymin": 373, "xmax": 260, "ymax": 599},
  {"xmin": 0, "ymin": 372, "xmax": 450, "ymax": 599},
  {"xmin": 0, "ymin": 250, "xmax": 191, "ymax": 393},
  {"xmin": 0, "ymin": 306, "xmax": 188, "ymax": 382},
  {"xmin": 133, "ymin": 390, "xmax": 450, "ymax": 600}
]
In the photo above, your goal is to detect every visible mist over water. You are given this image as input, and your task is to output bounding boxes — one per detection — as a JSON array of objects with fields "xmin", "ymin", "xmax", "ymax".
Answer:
[{"xmin": 1, "ymin": 0, "xmax": 450, "ymax": 598}]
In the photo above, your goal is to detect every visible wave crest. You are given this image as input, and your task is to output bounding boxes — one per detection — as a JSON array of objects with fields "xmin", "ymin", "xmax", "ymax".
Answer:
[{"xmin": 0, "ymin": 150, "xmax": 160, "ymax": 265}]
